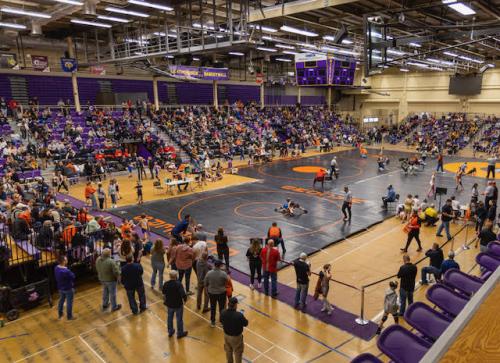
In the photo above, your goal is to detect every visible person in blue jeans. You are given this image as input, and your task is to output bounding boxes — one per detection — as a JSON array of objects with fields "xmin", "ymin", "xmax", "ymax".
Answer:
[
  {"xmin": 397, "ymin": 255, "xmax": 417, "ymax": 316},
  {"xmin": 121, "ymin": 256, "xmax": 147, "ymax": 314},
  {"xmin": 293, "ymin": 253, "xmax": 311, "ymax": 311},
  {"xmin": 436, "ymin": 199, "xmax": 453, "ymax": 240},
  {"xmin": 96, "ymin": 248, "xmax": 122, "ymax": 312},
  {"xmin": 54, "ymin": 256, "xmax": 76, "ymax": 320},
  {"xmin": 162, "ymin": 270, "xmax": 188, "ymax": 339}
]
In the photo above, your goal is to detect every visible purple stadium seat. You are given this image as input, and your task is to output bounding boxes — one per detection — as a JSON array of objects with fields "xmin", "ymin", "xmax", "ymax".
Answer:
[
  {"xmin": 443, "ymin": 269, "xmax": 483, "ymax": 296},
  {"xmin": 351, "ymin": 353, "xmax": 383, "ymax": 363},
  {"xmin": 426, "ymin": 284, "xmax": 469, "ymax": 317},
  {"xmin": 404, "ymin": 302, "xmax": 452, "ymax": 341},
  {"xmin": 487, "ymin": 241, "xmax": 500, "ymax": 259},
  {"xmin": 480, "ymin": 270, "xmax": 493, "ymax": 281},
  {"xmin": 476, "ymin": 252, "xmax": 500, "ymax": 272},
  {"xmin": 377, "ymin": 325, "xmax": 432, "ymax": 363}
]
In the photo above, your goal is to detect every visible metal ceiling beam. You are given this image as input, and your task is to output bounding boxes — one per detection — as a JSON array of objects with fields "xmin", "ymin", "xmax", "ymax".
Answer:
[
  {"xmin": 248, "ymin": 0, "xmax": 361, "ymax": 22},
  {"xmin": 88, "ymin": 39, "xmax": 247, "ymax": 65}
]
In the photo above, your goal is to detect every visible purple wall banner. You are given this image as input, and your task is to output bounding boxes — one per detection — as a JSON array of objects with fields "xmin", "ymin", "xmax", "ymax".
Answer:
[{"xmin": 201, "ymin": 67, "xmax": 229, "ymax": 80}]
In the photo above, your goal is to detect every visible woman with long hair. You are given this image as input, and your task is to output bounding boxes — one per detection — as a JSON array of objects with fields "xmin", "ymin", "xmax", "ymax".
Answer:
[
  {"xmin": 119, "ymin": 239, "xmax": 134, "ymax": 267},
  {"xmin": 246, "ymin": 239, "xmax": 262, "ymax": 290},
  {"xmin": 320, "ymin": 264, "xmax": 334, "ymax": 315},
  {"xmin": 150, "ymin": 239, "xmax": 165, "ymax": 289},
  {"xmin": 167, "ymin": 237, "xmax": 179, "ymax": 270}
]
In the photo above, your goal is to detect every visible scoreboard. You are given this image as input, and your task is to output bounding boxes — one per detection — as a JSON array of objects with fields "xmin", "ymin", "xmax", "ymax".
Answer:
[{"xmin": 295, "ymin": 53, "xmax": 356, "ymax": 86}]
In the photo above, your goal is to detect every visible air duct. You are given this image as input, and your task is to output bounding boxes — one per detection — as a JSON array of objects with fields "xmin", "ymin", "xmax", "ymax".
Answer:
[
  {"xmin": 31, "ymin": 21, "xmax": 42, "ymax": 36},
  {"xmin": 84, "ymin": 0, "xmax": 97, "ymax": 15}
]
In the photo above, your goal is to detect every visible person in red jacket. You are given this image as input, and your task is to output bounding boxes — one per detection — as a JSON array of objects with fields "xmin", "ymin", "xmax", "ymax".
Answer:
[{"xmin": 260, "ymin": 240, "xmax": 281, "ymax": 297}]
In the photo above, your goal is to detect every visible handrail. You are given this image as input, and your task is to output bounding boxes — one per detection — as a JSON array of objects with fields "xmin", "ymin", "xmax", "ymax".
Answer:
[
  {"xmin": 354, "ymin": 222, "xmax": 476, "ymax": 325},
  {"xmin": 280, "ymin": 258, "xmax": 361, "ymax": 292}
]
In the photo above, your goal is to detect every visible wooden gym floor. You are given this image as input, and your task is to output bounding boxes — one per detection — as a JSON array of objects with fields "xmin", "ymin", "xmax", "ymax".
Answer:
[{"xmin": 0, "ymin": 147, "xmax": 490, "ymax": 362}]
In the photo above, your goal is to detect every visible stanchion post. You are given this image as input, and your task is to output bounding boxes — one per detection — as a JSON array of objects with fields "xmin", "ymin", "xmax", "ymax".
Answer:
[
  {"xmin": 355, "ymin": 286, "xmax": 369, "ymax": 325},
  {"xmin": 462, "ymin": 222, "xmax": 470, "ymax": 250}
]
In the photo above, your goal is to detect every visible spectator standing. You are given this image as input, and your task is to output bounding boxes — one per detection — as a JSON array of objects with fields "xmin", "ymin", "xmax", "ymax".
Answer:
[
  {"xmin": 376, "ymin": 281, "xmax": 399, "ymax": 335},
  {"xmin": 420, "ymin": 243, "xmax": 444, "ymax": 284},
  {"xmin": 215, "ymin": 227, "xmax": 230, "ymax": 270},
  {"xmin": 196, "ymin": 252, "xmax": 210, "ymax": 312},
  {"xmin": 150, "ymin": 239, "xmax": 165, "ymax": 290},
  {"xmin": 95, "ymin": 248, "xmax": 122, "ymax": 312},
  {"xmin": 246, "ymin": 239, "xmax": 262, "ymax": 290},
  {"xmin": 260, "ymin": 240, "xmax": 280, "ymax": 297},
  {"xmin": 221, "ymin": 297, "xmax": 248, "ymax": 363},
  {"xmin": 397, "ymin": 254, "xmax": 417, "ymax": 316},
  {"xmin": 162, "ymin": 270, "xmax": 188, "ymax": 339},
  {"xmin": 175, "ymin": 237, "xmax": 194, "ymax": 295},
  {"xmin": 293, "ymin": 253, "xmax": 311, "ymax": 311},
  {"xmin": 319, "ymin": 263, "xmax": 333, "ymax": 315},
  {"xmin": 436, "ymin": 199, "xmax": 453, "ymax": 240},
  {"xmin": 192, "ymin": 228, "xmax": 208, "ymax": 275},
  {"xmin": 204, "ymin": 259, "xmax": 228, "ymax": 327},
  {"xmin": 54, "ymin": 256, "xmax": 76, "ymax": 320},
  {"xmin": 478, "ymin": 220, "xmax": 496, "ymax": 253},
  {"xmin": 121, "ymin": 255, "xmax": 147, "ymax": 314}
]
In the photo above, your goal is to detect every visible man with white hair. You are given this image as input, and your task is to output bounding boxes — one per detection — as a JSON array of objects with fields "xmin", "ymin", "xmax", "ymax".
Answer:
[
  {"xmin": 162, "ymin": 270, "xmax": 188, "ymax": 339},
  {"xmin": 95, "ymin": 248, "xmax": 121, "ymax": 312},
  {"xmin": 293, "ymin": 252, "xmax": 311, "ymax": 311}
]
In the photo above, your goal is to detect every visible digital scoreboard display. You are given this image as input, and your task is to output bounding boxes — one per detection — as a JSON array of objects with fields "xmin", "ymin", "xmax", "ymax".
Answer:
[{"xmin": 295, "ymin": 53, "xmax": 356, "ymax": 86}]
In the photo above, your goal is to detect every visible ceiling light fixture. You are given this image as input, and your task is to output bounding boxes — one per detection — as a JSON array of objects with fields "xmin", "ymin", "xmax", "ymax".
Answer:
[
  {"xmin": 297, "ymin": 42, "xmax": 317, "ymax": 49},
  {"xmin": 276, "ymin": 58, "xmax": 292, "ymax": 62},
  {"xmin": 443, "ymin": 51, "xmax": 458, "ymax": 57},
  {"xmin": 97, "ymin": 15, "xmax": 129, "ymax": 23},
  {"xmin": 128, "ymin": 0, "xmax": 173, "ymax": 12},
  {"xmin": 342, "ymin": 39, "xmax": 353, "ymax": 44},
  {"xmin": 71, "ymin": 19, "xmax": 112, "ymax": 28},
  {"xmin": 275, "ymin": 44, "xmax": 295, "ymax": 50},
  {"xmin": 53, "ymin": 0, "xmax": 84, "ymax": 5},
  {"xmin": 105, "ymin": 6, "xmax": 149, "ymax": 17},
  {"xmin": 249, "ymin": 24, "xmax": 277, "ymax": 33},
  {"xmin": 400, "ymin": 68, "xmax": 410, "ymax": 72},
  {"xmin": 282, "ymin": 50, "xmax": 300, "ymax": 55},
  {"xmin": 262, "ymin": 35, "xmax": 274, "ymax": 41},
  {"xmin": 387, "ymin": 49, "xmax": 406, "ymax": 55},
  {"xmin": 0, "ymin": 21, "xmax": 26, "ymax": 29},
  {"xmin": 280, "ymin": 25, "xmax": 318, "ymax": 37},
  {"xmin": 1, "ymin": 7, "xmax": 51, "ymax": 18},
  {"xmin": 408, "ymin": 42, "xmax": 421, "ymax": 48},
  {"xmin": 447, "ymin": 2, "xmax": 475, "ymax": 15},
  {"xmin": 256, "ymin": 46, "xmax": 277, "ymax": 52},
  {"xmin": 228, "ymin": 51, "xmax": 244, "ymax": 56},
  {"xmin": 192, "ymin": 57, "xmax": 200, "ymax": 61}
]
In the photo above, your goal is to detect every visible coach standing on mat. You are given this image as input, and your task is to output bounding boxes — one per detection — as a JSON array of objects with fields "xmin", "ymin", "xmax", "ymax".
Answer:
[
  {"xmin": 342, "ymin": 186, "xmax": 352, "ymax": 222},
  {"xmin": 221, "ymin": 297, "xmax": 248, "ymax": 363}
]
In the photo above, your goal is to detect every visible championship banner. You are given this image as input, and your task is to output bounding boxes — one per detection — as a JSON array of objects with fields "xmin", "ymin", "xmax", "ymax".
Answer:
[
  {"xmin": 31, "ymin": 55, "xmax": 49, "ymax": 72},
  {"xmin": 60, "ymin": 57, "xmax": 78, "ymax": 72},
  {"xmin": 201, "ymin": 67, "xmax": 229, "ymax": 81},
  {"xmin": 90, "ymin": 65, "xmax": 106, "ymax": 75}
]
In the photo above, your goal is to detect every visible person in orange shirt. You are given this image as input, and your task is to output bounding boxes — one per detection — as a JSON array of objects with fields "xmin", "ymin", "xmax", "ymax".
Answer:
[
  {"xmin": 267, "ymin": 222, "xmax": 285, "ymax": 255},
  {"xmin": 84, "ymin": 182, "xmax": 97, "ymax": 210},
  {"xmin": 401, "ymin": 210, "xmax": 423, "ymax": 253},
  {"xmin": 18, "ymin": 208, "xmax": 32, "ymax": 227},
  {"xmin": 120, "ymin": 219, "xmax": 134, "ymax": 240},
  {"xmin": 62, "ymin": 222, "xmax": 77, "ymax": 245},
  {"xmin": 313, "ymin": 168, "xmax": 327, "ymax": 190}
]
